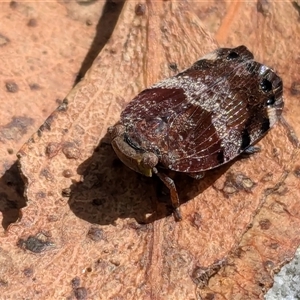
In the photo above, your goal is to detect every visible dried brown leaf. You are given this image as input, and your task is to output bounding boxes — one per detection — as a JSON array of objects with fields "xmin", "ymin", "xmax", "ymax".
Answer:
[
  {"xmin": 0, "ymin": 1, "xmax": 110, "ymax": 175},
  {"xmin": 0, "ymin": 0, "xmax": 115, "ymax": 227},
  {"xmin": 0, "ymin": 1, "xmax": 299, "ymax": 299}
]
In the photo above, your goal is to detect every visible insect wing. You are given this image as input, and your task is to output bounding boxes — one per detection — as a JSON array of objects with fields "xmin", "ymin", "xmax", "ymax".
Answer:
[{"xmin": 120, "ymin": 46, "xmax": 283, "ymax": 173}]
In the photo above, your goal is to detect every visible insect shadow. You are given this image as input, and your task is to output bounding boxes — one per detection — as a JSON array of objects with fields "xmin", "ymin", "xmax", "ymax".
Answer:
[
  {"xmin": 68, "ymin": 131, "xmax": 234, "ymax": 225},
  {"xmin": 0, "ymin": 161, "xmax": 26, "ymax": 229}
]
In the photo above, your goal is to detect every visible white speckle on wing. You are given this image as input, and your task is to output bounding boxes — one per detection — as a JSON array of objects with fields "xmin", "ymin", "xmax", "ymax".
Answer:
[{"xmin": 259, "ymin": 65, "xmax": 269, "ymax": 76}]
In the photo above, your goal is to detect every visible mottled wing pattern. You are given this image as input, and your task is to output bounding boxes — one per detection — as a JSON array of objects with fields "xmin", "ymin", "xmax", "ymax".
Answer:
[
  {"xmin": 121, "ymin": 46, "xmax": 283, "ymax": 173},
  {"xmin": 165, "ymin": 72, "xmax": 266, "ymax": 172},
  {"xmin": 121, "ymin": 87, "xmax": 191, "ymax": 152}
]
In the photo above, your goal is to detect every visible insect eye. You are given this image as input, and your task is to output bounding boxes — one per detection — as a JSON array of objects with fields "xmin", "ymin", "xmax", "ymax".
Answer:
[
  {"xmin": 266, "ymin": 96, "xmax": 276, "ymax": 106},
  {"xmin": 227, "ymin": 51, "xmax": 239, "ymax": 60},
  {"xmin": 260, "ymin": 78, "xmax": 272, "ymax": 92}
]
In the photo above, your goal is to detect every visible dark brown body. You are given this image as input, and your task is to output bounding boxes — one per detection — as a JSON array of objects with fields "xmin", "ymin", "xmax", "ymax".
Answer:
[{"xmin": 109, "ymin": 46, "xmax": 283, "ymax": 220}]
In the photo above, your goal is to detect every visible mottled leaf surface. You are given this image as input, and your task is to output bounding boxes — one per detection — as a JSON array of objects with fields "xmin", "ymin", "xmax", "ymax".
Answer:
[
  {"xmin": 0, "ymin": 1, "xmax": 299, "ymax": 299},
  {"xmin": 0, "ymin": 0, "xmax": 112, "ymax": 227}
]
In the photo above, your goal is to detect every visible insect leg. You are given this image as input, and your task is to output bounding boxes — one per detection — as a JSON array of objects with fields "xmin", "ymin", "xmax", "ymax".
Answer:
[{"xmin": 152, "ymin": 167, "xmax": 182, "ymax": 221}]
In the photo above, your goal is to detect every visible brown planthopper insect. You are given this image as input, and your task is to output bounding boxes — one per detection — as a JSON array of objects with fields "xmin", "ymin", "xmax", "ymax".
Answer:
[{"xmin": 109, "ymin": 45, "xmax": 283, "ymax": 220}]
